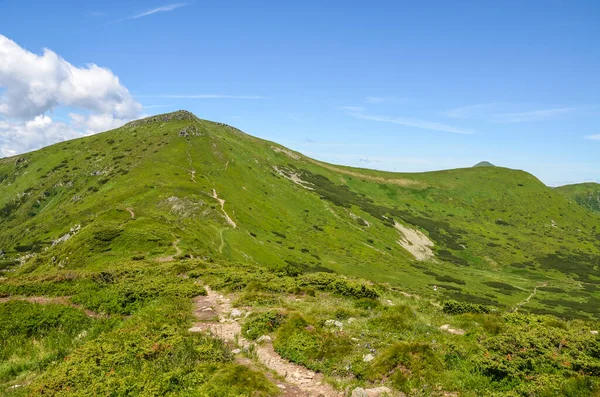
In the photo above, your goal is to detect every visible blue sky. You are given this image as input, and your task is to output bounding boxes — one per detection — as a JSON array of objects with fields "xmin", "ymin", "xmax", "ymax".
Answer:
[{"xmin": 1, "ymin": 0, "xmax": 599, "ymax": 185}]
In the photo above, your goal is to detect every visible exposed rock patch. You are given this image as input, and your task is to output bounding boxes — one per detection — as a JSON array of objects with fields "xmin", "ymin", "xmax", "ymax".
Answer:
[
  {"xmin": 271, "ymin": 146, "xmax": 301, "ymax": 160},
  {"xmin": 273, "ymin": 166, "xmax": 314, "ymax": 190},
  {"xmin": 52, "ymin": 224, "xmax": 81, "ymax": 246},
  {"xmin": 394, "ymin": 221, "xmax": 434, "ymax": 261},
  {"xmin": 440, "ymin": 324, "xmax": 466, "ymax": 335}
]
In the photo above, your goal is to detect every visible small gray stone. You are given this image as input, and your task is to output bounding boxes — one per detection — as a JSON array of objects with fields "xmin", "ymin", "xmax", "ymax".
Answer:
[
  {"xmin": 324, "ymin": 319, "xmax": 343, "ymax": 328},
  {"xmin": 363, "ymin": 353, "xmax": 375, "ymax": 362},
  {"xmin": 231, "ymin": 348, "xmax": 241, "ymax": 354},
  {"xmin": 256, "ymin": 335, "xmax": 272, "ymax": 343},
  {"xmin": 230, "ymin": 308, "xmax": 243, "ymax": 318},
  {"xmin": 351, "ymin": 387, "xmax": 368, "ymax": 397}
]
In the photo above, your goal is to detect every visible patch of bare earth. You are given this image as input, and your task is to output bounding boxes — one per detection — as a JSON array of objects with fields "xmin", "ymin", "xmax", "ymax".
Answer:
[
  {"xmin": 393, "ymin": 221, "xmax": 434, "ymax": 261},
  {"xmin": 189, "ymin": 286, "xmax": 342, "ymax": 397}
]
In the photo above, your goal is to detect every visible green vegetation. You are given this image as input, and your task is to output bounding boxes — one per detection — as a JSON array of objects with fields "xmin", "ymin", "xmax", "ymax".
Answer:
[
  {"xmin": 556, "ymin": 182, "xmax": 600, "ymax": 214},
  {"xmin": 1, "ymin": 110, "xmax": 600, "ymax": 395}
]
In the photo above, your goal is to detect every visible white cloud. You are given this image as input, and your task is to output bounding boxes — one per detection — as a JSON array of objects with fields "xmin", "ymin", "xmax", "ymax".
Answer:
[
  {"xmin": 69, "ymin": 113, "xmax": 132, "ymax": 134},
  {"xmin": 0, "ymin": 116, "xmax": 83, "ymax": 157},
  {"xmin": 0, "ymin": 35, "xmax": 141, "ymax": 120},
  {"xmin": 347, "ymin": 111, "xmax": 474, "ymax": 135},
  {"xmin": 585, "ymin": 134, "xmax": 600, "ymax": 141},
  {"xmin": 0, "ymin": 35, "xmax": 142, "ymax": 157}
]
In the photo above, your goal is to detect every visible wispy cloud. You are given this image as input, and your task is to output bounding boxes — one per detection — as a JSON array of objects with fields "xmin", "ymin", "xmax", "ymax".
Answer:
[
  {"xmin": 347, "ymin": 111, "xmax": 474, "ymax": 134},
  {"xmin": 443, "ymin": 103, "xmax": 576, "ymax": 123},
  {"xmin": 136, "ymin": 94, "xmax": 266, "ymax": 99},
  {"xmin": 113, "ymin": 3, "xmax": 188, "ymax": 23},
  {"xmin": 443, "ymin": 103, "xmax": 497, "ymax": 119},
  {"xmin": 143, "ymin": 104, "xmax": 174, "ymax": 109},
  {"xmin": 365, "ymin": 96, "xmax": 407, "ymax": 104},
  {"xmin": 494, "ymin": 107, "xmax": 575, "ymax": 123},
  {"xmin": 585, "ymin": 134, "xmax": 600, "ymax": 141},
  {"xmin": 338, "ymin": 106, "xmax": 365, "ymax": 112}
]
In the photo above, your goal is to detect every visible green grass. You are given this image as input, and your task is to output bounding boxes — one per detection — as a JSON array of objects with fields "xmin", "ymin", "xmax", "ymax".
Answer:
[{"xmin": 1, "ymin": 110, "xmax": 600, "ymax": 395}]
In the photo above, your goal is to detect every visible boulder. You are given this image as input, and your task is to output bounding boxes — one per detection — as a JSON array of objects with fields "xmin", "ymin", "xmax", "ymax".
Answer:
[
  {"xmin": 230, "ymin": 308, "xmax": 243, "ymax": 318},
  {"xmin": 256, "ymin": 335, "xmax": 272, "ymax": 343}
]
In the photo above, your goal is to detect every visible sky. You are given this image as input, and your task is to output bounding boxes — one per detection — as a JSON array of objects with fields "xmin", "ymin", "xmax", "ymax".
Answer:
[{"xmin": 0, "ymin": 0, "xmax": 599, "ymax": 186}]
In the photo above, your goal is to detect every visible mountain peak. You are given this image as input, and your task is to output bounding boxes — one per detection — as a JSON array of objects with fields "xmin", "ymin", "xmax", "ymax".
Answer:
[
  {"xmin": 473, "ymin": 161, "xmax": 495, "ymax": 168},
  {"xmin": 124, "ymin": 110, "xmax": 197, "ymax": 128}
]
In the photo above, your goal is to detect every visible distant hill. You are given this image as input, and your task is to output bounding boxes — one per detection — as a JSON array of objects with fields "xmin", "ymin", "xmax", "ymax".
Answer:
[
  {"xmin": 555, "ymin": 182, "xmax": 600, "ymax": 214},
  {"xmin": 473, "ymin": 161, "xmax": 495, "ymax": 167}
]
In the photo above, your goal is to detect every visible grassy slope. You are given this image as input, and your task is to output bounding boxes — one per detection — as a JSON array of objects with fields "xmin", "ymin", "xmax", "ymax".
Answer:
[
  {"xmin": 1, "ymin": 110, "xmax": 600, "ymax": 395},
  {"xmin": 556, "ymin": 183, "xmax": 600, "ymax": 214},
  {"xmin": 1, "ymin": 111, "xmax": 600, "ymax": 319}
]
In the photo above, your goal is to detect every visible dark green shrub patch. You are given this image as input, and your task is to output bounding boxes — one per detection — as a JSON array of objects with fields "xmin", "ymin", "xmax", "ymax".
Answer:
[
  {"xmin": 443, "ymin": 300, "xmax": 491, "ymax": 315},
  {"xmin": 368, "ymin": 342, "xmax": 443, "ymax": 393},
  {"xmin": 243, "ymin": 311, "xmax": 287, "ymax": 340}
]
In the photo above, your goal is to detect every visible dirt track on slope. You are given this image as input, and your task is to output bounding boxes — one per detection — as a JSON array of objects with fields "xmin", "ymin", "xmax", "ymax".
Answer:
[{"xmin": 189, "ymin": 286, "xmax": 342, "ymax": 397}]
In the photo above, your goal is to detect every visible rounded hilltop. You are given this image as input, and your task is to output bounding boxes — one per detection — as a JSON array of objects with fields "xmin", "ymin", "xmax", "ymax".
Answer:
[{"xmin": 124, "ymin": 110, "xmax": 198, "ymax": 127}]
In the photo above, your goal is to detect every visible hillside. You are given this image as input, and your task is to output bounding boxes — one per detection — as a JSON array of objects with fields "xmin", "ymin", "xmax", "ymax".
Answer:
[
  {"xmin": 556, "ymin": 182, "xmax": 600, "ymax": 214},
  {"xmin": 1, "ymin": 111, "xmax": 600, "ymax": 396}
]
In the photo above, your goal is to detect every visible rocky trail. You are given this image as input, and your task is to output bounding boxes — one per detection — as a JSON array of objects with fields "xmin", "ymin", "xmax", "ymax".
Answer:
[
  {"xmin": 188, "ymin": 286, "xmax": 343, "ymax": 397},
  {"xmin": 212, "ymin": 189, "xmax": 237, "ymax": 228},
  {"xmin": 513, "ymin": 283, "xmax": 547, "ymax": 312},
  {"xmin": 125, "ymin": 207, "xmax": 135, "ymax": 219}
]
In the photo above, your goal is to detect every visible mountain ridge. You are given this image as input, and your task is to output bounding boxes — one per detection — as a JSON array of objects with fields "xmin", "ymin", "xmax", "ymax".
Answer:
[{"xmin": 1, "ymin": 110, "xmax": 599, "ymax": 317}]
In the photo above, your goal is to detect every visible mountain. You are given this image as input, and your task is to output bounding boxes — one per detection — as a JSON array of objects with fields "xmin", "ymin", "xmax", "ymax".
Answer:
[
  {"xmin": 1, "ymin": 111, "xmax": 600, "ymax": 396},
  {"xmin": 2, "ymin": 110, "xmax": 599, "ymax": 315},
  {"xmin": 472, "ymin": 161, "xmax": 495, "ymax": 167},
  {"xmin": 556, "ymin": 182, "xmax": 600, "ymax": 214}
]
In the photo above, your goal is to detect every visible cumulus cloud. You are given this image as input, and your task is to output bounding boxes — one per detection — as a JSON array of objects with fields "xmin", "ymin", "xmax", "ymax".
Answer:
[
  {"xmin": 0, "ymin": 116, "xmax": 83, "ymax": 157},
  {"xmin": 0, "ymin": 35, "xmax": 141, "ymax": 119},
  {"xmin": 0, "ymin": 34, "xmax": 142, "ymax": 157}
]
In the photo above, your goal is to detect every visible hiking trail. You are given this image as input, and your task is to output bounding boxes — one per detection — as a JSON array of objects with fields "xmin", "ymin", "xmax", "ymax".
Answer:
[
  {"xmin": 212, "ymin": 189, "xmax": 237, "ymax": 228},
  {"xmin": 188, "ymin": 286, "xmax": 342, "ymax": 397}
]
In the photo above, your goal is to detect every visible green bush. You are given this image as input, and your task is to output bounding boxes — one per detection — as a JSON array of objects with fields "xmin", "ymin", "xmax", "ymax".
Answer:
[
  {"xmin": 243, "ymin": 311, "xmax": 287, "ymax": 340},
  {"xmin": 299, "ymin": 273, "xmax": 380, "ymax": 299},
  {"xmin": 443, "ymin": 300, "xmax": 491, "ymax": 315},
  {"xmin": 368, "ymin": 342, "xmax": 443, "ymax": 392}
]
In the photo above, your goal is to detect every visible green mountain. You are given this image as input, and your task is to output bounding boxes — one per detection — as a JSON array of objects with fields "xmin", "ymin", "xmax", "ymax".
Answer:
[
  {"xmin": 556, "ymin": 182, "xmax": 600, "ymax": 214},
  {"xmin": 1, "ymin": 111, "xmax": 600, "ymax": 396}
]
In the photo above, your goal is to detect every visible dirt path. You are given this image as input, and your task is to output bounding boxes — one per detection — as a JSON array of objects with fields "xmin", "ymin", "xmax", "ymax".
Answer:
[
  {"xmin": 513, "ymin": 283, "xmax": 547, "ymax": 312},
  {"xmin": 156, "ymin": 239, "xmax": 182, "ymax": 262},
  {"xmin": 0, "ymin": 296, "xmax": 104, "ymax": 318},
  {"xmin": 212, "ymin": 189, "xmax": 237, "ymax": 228},
  {"xmin": 125, "ymin": 207, "xmax": 135, "ymax": 219},
  {"xmin": 189, "ymin": 286, "xmax": 342, "ymax": 397}
]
